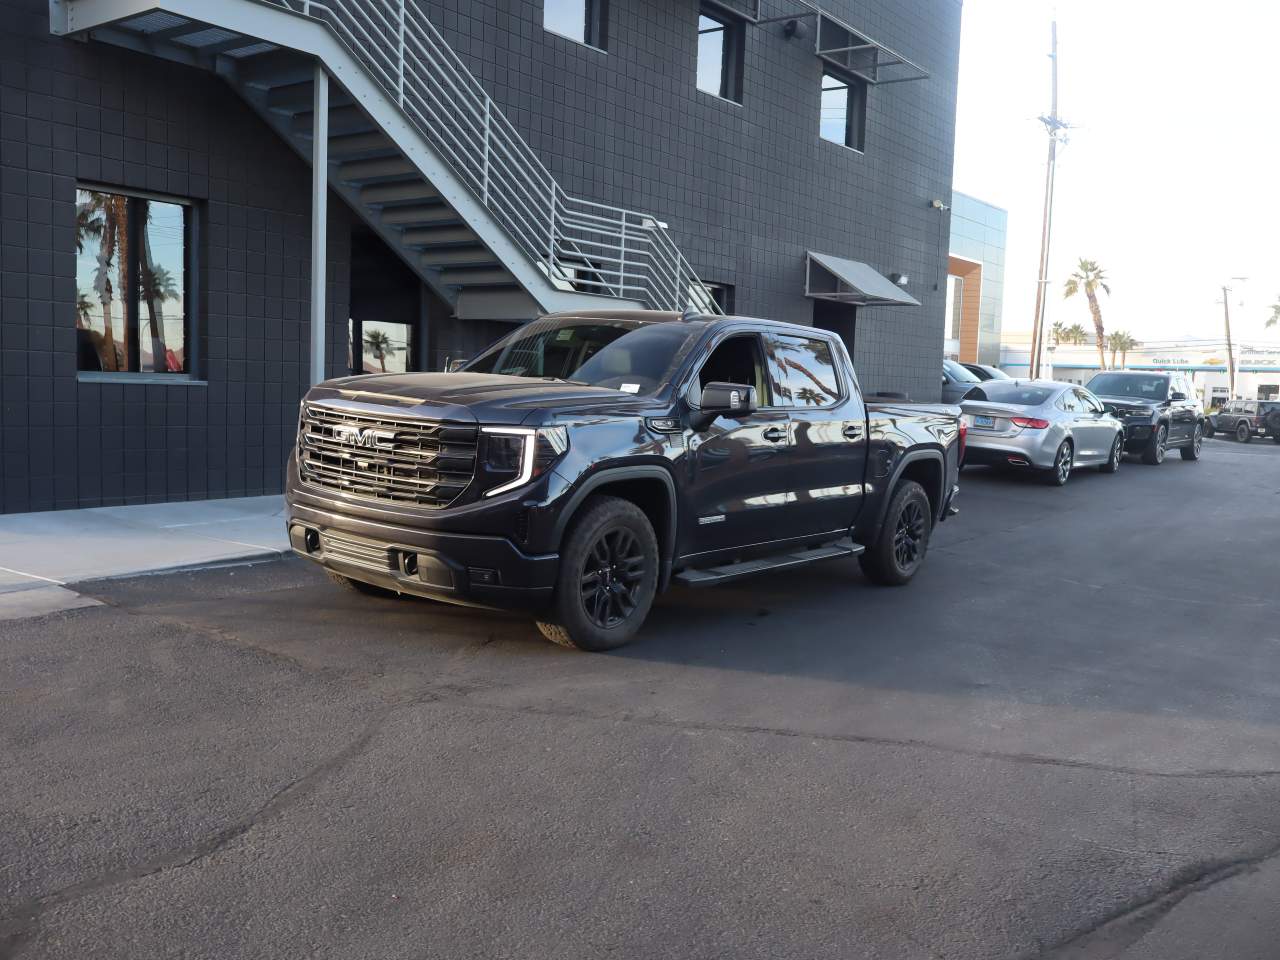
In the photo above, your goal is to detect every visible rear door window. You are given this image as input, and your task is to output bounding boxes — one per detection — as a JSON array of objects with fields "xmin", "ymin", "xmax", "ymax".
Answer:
[{"xmin": 767, "ymin": 335, "xmax": 842, "ymax": 408}]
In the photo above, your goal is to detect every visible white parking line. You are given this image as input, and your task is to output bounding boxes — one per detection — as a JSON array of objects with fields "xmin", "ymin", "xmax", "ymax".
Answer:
[{"xmin": 0, "ymin": 565, "xmax": 66, "ymax": 586}]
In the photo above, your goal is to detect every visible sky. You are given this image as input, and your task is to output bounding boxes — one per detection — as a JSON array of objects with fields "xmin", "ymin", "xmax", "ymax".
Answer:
[{"xmin": 952, "ymin": 0, "xmax": 1280, "ymax": 347}]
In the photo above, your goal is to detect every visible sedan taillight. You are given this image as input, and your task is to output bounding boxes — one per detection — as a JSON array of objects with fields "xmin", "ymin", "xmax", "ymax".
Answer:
[{"xmin": 1010, "ymin": 417, "xmax": 1051, "ymax": 430}]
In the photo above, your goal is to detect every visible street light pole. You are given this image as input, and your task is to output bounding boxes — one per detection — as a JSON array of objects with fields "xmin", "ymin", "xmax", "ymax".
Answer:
[
  {"xmin": 1221, "ymin": 277, "xmax": 1248, "ymax": 400},
  {"xmin": 1029, "ymin": 21, "xmax": 1068, "ymax": 380}
]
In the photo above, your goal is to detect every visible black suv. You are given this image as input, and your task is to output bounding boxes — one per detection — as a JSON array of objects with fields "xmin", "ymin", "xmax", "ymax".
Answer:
[
  {"xmin": 286, "ymin": 311, "xmax": 962, "ymax": 650},
  {"xmin": 1209, "ymin": 400, "xmax": 1280, "ymax": 443},
  {"xmin": 1085, "ymin": 371, "xmax": 1205, "ymax": 464}
]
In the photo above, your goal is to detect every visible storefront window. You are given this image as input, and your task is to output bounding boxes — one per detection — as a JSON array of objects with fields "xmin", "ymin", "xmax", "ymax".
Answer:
[{"xmin": 75, "ymin": 187, "xmax": 192, "ymax": 375}]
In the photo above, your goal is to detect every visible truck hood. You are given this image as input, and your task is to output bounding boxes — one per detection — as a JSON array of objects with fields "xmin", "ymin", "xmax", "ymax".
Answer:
[
  {"xmin": 1094, "ymin": 395, "xmax": 1159, "ymax": 415},
  {"xmin": 307, "ymin": 372, "xmax": 649, "ymax": 425}
]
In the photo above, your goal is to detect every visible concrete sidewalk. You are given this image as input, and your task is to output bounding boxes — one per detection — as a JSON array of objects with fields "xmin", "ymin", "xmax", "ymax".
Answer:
[{"xmin": 0, "ymin": 496, "xmax": 288, "ymax": 620}]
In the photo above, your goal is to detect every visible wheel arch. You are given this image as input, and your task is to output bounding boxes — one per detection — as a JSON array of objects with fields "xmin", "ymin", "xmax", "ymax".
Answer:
[
  {"xmin": 551, "ymin": 466, "xmax": 678, "ymax": 591},
  {"xmin": 872, "ymin": 449, "xmax": 947, "ymax": 538}
]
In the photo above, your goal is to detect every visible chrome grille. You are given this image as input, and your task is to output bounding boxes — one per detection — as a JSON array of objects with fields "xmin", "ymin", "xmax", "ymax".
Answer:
[
  {"xmin": 298, "ymin": 404, "xmax": 477, "ymax": 507},
  {"xmin": 322, "ymin": 531, "xmax": 395, "ymax": 573}
]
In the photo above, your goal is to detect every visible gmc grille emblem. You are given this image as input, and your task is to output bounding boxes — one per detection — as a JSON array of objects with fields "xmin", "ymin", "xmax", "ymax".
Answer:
[{"xmin": 332, "ymin": 426, "xmax": 396, "ymax": 450}]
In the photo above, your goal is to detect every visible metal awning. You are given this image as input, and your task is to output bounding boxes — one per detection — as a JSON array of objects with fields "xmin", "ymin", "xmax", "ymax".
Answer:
[
  {"xmin": 712, "ymin": 0, "xmax": 929, "ymax": 86},
  {"xmin": 805, "ymin": 252, "xmax": 920, "ymax": 306}
]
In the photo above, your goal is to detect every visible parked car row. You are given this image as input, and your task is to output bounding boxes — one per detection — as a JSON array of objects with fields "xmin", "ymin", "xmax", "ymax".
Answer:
[
  {"xmin": 1207, "ymin": 399, "xmax": 1280, "ymax": 443},
  {"xmin": 959, "ymin": 370, "xmax": 1205, "ymax": 486}
]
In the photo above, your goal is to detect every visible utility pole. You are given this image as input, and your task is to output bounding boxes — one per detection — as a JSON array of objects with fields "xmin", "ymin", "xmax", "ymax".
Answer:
[
  {"xmin": 1029, "ymin": 21, "xmax": 1069, "ymax": 379},
  {"xmin": 1221, "ymin": 277, "xmax": 1248, "ymax": 400}
]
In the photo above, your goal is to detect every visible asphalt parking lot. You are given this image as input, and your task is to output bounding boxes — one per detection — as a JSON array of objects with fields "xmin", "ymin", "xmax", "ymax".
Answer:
[{"xmin": 3, "ymin": 437, "xmax": 1279, "ymax": 960}]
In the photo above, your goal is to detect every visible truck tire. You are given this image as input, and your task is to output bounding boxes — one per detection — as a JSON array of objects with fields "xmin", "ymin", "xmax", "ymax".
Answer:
[
  {"xmin": 326, "ymin": 569, "xmax": 395, "ymax": 597},
  {"xmin": 1235, "ymin": 421, "xmax": 1251, "ymax": 443},
  {"xmin": 859, "ymin": 480, "xmax": 932, "ymax": 586},
  {"xmin": 535, "ymin": 495, "xmax": 659, "ymax": 651},
  {"xmin": 1142, "ymin": 424, "xmax": 1168, "ymax": 464}
]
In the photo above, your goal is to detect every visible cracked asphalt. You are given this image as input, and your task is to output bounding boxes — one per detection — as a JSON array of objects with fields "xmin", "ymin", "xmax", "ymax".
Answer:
[{"xmin": 2, "ymin": 437, "xmax": 1279, "ymax": 959}]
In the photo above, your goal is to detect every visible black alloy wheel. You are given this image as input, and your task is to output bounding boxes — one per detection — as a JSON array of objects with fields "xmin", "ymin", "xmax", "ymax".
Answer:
[
  {"xmin": 580, "ymin": 527, "xmax": 647, "ymax": 629},
  {"xmin": 1180, "ymin": 423, "xmax": 1203, "ymax": 461},
  {"xmin": 893, "ymin": 498, "xmax": 928, "ymax": 571},
  {"xmin": 859, "ymin": 480, "xmax": 932, "ymax": 586},
  {"xmin": 536, "ymin": 495, "xmax": 659, "ymax": 651}
]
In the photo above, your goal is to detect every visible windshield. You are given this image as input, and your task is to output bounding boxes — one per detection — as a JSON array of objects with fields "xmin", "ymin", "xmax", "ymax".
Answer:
[
  {"xmin": 944, "ymin": 359, "xmax": 980, "ymax": 383},
  {"xmin": 464, "ymin": 317, "xmax": 703, "ymax": 395},
  {"xmin": 1087, "ymin": 373, "xmax": 1169, "ymax": 399},
  {"xmin": 964, "ymin": 382, "xmax": 1053, "ymax": 406}
]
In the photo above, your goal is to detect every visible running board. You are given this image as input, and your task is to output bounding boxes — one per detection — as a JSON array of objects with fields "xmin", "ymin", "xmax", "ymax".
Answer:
[{"xmin": 674, "ymin": 539, "xmax": 864, "ymax": 588}]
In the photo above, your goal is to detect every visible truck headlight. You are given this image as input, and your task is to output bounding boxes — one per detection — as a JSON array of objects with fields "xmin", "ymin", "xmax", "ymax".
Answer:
[{"xmin": 480, "ymin": 426, "xmax": 569, "ymax": 497}]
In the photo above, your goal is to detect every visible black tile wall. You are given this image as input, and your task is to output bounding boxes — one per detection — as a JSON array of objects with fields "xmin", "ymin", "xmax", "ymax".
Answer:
[
  {"xmin": 418, "ymin": 0, "xmax": 961, "ymax": 398},
  {"xmin": 0, "ymin": 0, "xmax": 353, "ymax": 513},
  {"xmin": 0, "ymin": 0, "xmax": 960, "ymax": 514}
]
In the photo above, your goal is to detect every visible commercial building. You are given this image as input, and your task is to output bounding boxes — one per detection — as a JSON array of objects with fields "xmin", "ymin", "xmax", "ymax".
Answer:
[
  {"xmin": 1, "ymin": 0, "xmax": 961, "ymax": 513},
  {"xmin": 1000, "ymin": 334, "xmax": 1280, "ymax": 404},
  {"xmin": 944, "ymin": 191, "xmax": 1006, "ymax": 367}
]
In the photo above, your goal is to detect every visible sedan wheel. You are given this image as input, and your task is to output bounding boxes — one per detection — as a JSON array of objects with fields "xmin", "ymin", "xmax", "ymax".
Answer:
[
  {"xmin": 1101, "ymin": 433, "xmax": 1123, "ymax": 473},
  {"xmin": 1045, "ymin": 440, "xmax": 1073, "ymax": 486}
]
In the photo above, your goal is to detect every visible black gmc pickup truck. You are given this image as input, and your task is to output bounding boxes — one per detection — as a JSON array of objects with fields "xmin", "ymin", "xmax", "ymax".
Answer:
[{"xmin": 286, "ymin": 310, "xmax": 962, "ymax": 650}]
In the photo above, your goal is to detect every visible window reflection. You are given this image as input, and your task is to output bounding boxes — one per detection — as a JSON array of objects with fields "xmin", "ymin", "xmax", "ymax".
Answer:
[
  {"xmin": 75, "ymin": 187, "xmax": 190, "ymax": 375},
  {"xmin": 771, "ymin": 336, "xmax": 840, "ymax": 407}
]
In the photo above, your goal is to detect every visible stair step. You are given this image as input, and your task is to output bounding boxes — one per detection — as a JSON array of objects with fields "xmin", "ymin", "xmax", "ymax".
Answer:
[
  {"xmin": 361, "ymin": 180, "xmax": 441, "ymax": 205},
  {"xmin": 292, "ymin": 105, "xmax": 374, "ymax": 137},
  {"xmin": 437, "ymin": 267, "xmax": 517, "ymax": 287},
  {"xmin": 420, "ymin": 246, "xmax": 498, "ymax": 267},
  {"xmin": 381, "ymin": 203, "xmax": 459, "ymax": 227},
  {"xmin": 339, "ymin": 156, "xmax": 418, "ymax": 182},
  {"xmin": 328, "ymin": 131, "xmax": 398, "ymax": 159},
  {"xmin": 266, "ymin": 79, "xmax": 353, "ymax": 112},
  {"xmin": 673, "ymin": 539, "xmax": 865, "ymax": 588},
  {"xmin": 237, "ymin": 49, "xmax": 315, "ymax": 88},
  {"xmin": 401, "ymin": 226, "xmax": 478, "ymax": 246}
]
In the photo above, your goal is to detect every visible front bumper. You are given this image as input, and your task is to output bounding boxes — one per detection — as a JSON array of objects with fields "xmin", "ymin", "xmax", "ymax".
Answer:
[
  {"xmin": 1121, "ymin": 422, "xmax": 1155, "ymax": 451},
  {"xmin": 287, "ymin": 500, "xmax": 558, "ymax": 610}
]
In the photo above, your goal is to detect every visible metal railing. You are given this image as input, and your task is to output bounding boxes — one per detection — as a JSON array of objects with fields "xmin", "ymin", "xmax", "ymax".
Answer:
[{"xmin": 280, "ymin": 0, "xmax": 721, "ymax": 314}]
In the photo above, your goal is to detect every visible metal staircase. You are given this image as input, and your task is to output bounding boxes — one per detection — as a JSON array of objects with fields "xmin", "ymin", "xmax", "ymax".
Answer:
[{"xmin": 50, "ymin": 0, "xmax": 721, "ymax": 321}]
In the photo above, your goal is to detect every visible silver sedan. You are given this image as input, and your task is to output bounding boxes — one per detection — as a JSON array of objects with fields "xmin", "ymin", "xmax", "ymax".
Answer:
[{"xmin": 959, "ymin": 380, "xmax": 1125, "ymax": 486}]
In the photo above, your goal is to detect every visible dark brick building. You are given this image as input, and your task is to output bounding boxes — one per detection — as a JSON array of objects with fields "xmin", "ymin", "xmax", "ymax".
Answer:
[{"xmin": 0, "ymin": 0, "xmax": 961, "ymax": 513}]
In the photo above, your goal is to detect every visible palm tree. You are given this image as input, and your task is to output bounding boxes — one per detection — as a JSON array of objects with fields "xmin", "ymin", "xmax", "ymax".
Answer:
[
  {"xmin": 75, "ymin": 291, "xmax": 94, "ymax": 329},
  {"xmin": 81, "ymin": 191, "xmax": 129, "ymax": 372},
  {"xmin": 1108, "ymin": 331, "xmax": 1138, "ymax": 368},
  {"xmin": 1064, "ymin": 259, "xmax": 1111, "ymax": 370},
  {"xmin": 1267, "ymin": 297, "xmax": 1279, "ymax": 329},
  {"xmin": 363, "ymin": 329, "xmax": 396, "ymax": 372},
  {"xmin": 1063, "ymin": 323, "xmax": 1088, "ymax": 346},
  {"xmin": 1050, "ymin": 321, "xmax": 1068, "ymax": 347}
]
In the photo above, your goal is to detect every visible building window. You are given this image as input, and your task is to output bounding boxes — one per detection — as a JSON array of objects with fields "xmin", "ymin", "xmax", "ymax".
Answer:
[
  {"xmin": 543, "ymin": 0, "xmax": 608, "ymax": 50},
  {"xmin": 820, "ymin": 71, "xmax": 867, "ymax": 151},
  {"xmin": 75, "ymin": 186, "xmax": 193, "ymax": 375},
  {"xmin": 349, "ymin": 318, "xmax": 413, "ymax": 375},
  {"xmin": 697, "ymin": 9, "xmax": 744, "ymax": 102}
]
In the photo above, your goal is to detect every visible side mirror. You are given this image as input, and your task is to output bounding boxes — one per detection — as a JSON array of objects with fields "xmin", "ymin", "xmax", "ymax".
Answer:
[
  {"xmin": 700, "ymin": 382, "xmax": 758, "ymax": 416},
  {"xmin": 1169, "ymin": 391, "xmax": 1187, "ymax": 402},
  {"xmin": 446, "ymin": 358, "xmax": 469, "ymax": 372}
]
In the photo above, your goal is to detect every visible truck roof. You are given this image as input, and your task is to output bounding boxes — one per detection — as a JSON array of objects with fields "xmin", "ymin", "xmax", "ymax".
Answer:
[{"xmin": 540, "ymin": 309, "xmax": 828, "ymax": 339}]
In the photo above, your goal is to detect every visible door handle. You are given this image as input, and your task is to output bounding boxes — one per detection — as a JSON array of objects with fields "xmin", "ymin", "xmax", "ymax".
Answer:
[
  {"xmin": 842, "ymin": 424, "xmax": 864, "ymax": 441},
  {"xmin": 762, "ymin": 426, "xmax": 788, "ymax": 443}
]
